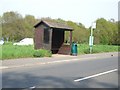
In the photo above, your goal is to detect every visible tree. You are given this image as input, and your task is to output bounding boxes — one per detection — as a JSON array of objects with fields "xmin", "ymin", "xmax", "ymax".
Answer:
[
  {"xmin": 67, "ymin": 21, "xmax": 89, "ymax": 43},
  {"xmin": 23, "ymin": 15, "xmax": 36, "ymax": 38},
  {"xmin": 0, "ymin": 16, "xmax": 2, "ymax": 39},
  {"xmin": 2, "ymin": 12, "xmax": 37, "ymax": 41},
  {"xmin": 2, "ymin": 11, "xmax": 118, "ymax": 45},
  {"xmin": 2, "ymin": 11, "xmax": 24, "ymax": 41},
  {"xmin": 95, "ymin": 18, "xmax": 119, "ymax": 45}
]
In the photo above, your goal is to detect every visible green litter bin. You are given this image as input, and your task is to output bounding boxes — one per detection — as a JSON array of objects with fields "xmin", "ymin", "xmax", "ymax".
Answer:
[{"xmin": 71, "ymin": 42, "xmax": 77, "ymax": 56}]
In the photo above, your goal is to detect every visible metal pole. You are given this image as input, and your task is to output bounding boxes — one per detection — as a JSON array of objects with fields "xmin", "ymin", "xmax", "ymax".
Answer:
[
  {"xmin": 90, "ymin": 23, "xmax": 93, "ymax": 54},
  {"xmin": 89, "ymin": 21, "xmax": 96, "ymax": 54}
]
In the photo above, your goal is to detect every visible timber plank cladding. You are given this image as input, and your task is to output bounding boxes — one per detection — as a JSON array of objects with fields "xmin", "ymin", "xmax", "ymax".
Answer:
[{"xmin": 34, "ymin": 19, "xmax": 73, "ymax": 55}]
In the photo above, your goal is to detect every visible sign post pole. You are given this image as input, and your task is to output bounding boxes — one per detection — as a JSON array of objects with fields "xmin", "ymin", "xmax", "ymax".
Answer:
[
  {"xmin": 89, "ymin": 36, "xmax": 93, "ymax": 54},
  {"xmin": 89, "ymin": 22, "xmax": 96, "ymax": 54}
]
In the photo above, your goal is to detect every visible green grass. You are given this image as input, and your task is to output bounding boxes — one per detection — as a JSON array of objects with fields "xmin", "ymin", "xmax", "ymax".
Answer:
[
  {"xmin": 77, "ymin": 44, "xmax": 119, "ymax": 54},
  {"xmin": 0, "ymin": 42, "xmax": 52, "ymax": 60},
  {"xmin": 1, "ymin": 45, "xmax": 35, "ymax": 60},
  {"xmin": 33, "ymin": 49, "xmax": 52, "ymax": 57},
  {"xmin": 0, "ymin": 43, "xmax": 119, "ymax": 60}
]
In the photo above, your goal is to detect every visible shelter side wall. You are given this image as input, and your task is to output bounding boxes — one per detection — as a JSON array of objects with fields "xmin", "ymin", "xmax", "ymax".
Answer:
[
  {"xmin": 34, "ymin": 24, "xmax": 48, "ymax": 49},
  {"xmin": 52, "ymin": 29, "xmax": 64, "ymax": 50},
  {"xmin": 34, "ymin": 26, "xmax": 43, "ymax": 49},
  {"xmin": 34, "ymin": 23, "xmax": 51, "ymax": 50}
]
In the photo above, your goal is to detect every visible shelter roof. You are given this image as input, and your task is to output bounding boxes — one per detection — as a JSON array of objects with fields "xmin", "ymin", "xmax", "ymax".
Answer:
[{"xmin": 34, "ymin": 19, "xmax": 73, "ymax": 30}]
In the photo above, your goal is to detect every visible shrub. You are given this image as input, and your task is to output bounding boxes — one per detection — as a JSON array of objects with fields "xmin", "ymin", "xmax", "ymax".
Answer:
[
  {"xmin": 84, "ymin": 48, "xmax": 100, "ymax": 54},
  {"xmin": 84, "ymin": 48, "xmax": 90, "ymax": 54},
  {"xmin": 4, "ymin": 41, "xmax": 13, "ymax": 45},
  {"xmin": 33, "ymin": 49, "xmax": 52, "ymax": 57}
]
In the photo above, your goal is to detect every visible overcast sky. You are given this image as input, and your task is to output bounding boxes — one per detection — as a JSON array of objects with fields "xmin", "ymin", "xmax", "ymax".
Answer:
[{"xmin": 0, "ymin": 0, "xmax": 119, "ymax": 28}]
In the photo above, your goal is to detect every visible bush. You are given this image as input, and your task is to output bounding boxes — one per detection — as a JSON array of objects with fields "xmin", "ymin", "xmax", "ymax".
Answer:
[
  {"xmin": 4, "ymin": 41, "xmax": 13, "ymax": 45},
  {"xmin": 84, "ymin": 48, "xmax": 100, "ymax": 54},
  {"xmin": 33, "ymin": 49, "xmax": 52, "ymax": 57},
  {"xmin": 84, "ymin": 48, "xmax": 90, "ymax": 54}
]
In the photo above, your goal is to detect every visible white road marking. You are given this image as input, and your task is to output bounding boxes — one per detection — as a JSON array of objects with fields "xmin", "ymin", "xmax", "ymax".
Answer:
[
  {"xmin": 74, "ymin": 69, "xmax": 118, "ymax": 82},
  {"xmin": 0, "ymin": 66, "xmax": 8, "ymax": 69},
  {"xmin": 29, "ymin": 86, "xmax": 36, "ymax": 89}
]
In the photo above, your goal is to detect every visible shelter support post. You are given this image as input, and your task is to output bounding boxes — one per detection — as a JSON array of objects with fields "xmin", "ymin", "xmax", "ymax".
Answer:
[
  {"xmin": 70, "ymin": 31, "xmax": 72, "ymax": 55},
  {"xmin": 70, "ymin": 31, "xmax": 72, "ymax": 46},
  {"xmin": 70, "ymin": 31, "xmax": 72, "ymax": 45}
]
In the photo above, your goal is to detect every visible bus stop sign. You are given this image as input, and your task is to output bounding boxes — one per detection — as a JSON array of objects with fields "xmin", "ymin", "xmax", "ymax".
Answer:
[{"xmin": 89, "ymin": 36, "xmax": 94, "ymax": 46}]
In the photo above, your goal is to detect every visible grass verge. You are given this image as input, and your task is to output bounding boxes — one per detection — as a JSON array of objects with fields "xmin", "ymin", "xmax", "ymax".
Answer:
[
  {"xmin": 0, "ymin": 43, "xmax": 119, "ymax": 60},
  {"xmin": 77, "ymin": 44, "xmax": 119, "ymax": 54},
  {"xmin": 1, "ymin": 44, "xmax": 51, "ymax": 60}
]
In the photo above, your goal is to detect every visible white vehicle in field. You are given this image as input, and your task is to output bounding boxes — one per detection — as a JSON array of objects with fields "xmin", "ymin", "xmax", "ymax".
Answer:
[
  {"xmin": 13, "ymin": 38, "xmax": 33, "ymax": 45},
  {"xmin": 0, "ymin": 40, "xmax": 4, "ymax": 45}
]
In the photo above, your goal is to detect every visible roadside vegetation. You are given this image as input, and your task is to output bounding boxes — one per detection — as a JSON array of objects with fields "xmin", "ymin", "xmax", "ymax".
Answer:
[
  {"xmin": 0, "ymin": 11, "xmax": 119, "ymax": 60},
  {"xmin": 0, "ymin": 42, "xmax": 52, "ymax": 60},
  {"xmin": 77, "ymin": 44, "xmax": 119, "ymax": 54},
  {"xmin": 1, "ymin": 11, "xmax": 119, "ymax": 45},
  {"xmin": 0, "ymin": 42, "xmax": 119, "ymax": 60}
]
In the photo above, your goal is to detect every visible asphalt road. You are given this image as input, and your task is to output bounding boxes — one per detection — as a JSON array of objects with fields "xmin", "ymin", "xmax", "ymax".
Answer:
[{"xmin": 2, "ymin": 55, "xmax": 118, "ymax": 89}]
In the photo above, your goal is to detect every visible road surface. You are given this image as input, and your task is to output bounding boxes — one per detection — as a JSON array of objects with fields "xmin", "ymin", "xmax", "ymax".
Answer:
[{"xmin": 2, "ymin": 55, "xmax": 118, "ymax": 89}]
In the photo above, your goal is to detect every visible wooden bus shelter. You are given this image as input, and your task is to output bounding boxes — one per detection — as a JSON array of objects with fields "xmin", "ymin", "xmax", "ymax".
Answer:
[{"xmin": 34, "ymin": 20, "xmax": 73, "ymax": 55}]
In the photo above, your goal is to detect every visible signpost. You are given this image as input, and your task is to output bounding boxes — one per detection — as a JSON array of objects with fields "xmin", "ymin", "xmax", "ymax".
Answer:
[
  {"xmin": 89, "ymin": 36, "xmax": 94, "ymax": 53},
  {"xmin": 89, "ymin": 22, "xmax": 96, "ymax": 54}
]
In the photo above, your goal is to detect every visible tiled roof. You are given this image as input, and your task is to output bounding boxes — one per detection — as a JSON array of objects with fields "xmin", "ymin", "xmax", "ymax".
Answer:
[{"xmin": 34, "ymin": 19, "xmax": 73, "ymax": 30}]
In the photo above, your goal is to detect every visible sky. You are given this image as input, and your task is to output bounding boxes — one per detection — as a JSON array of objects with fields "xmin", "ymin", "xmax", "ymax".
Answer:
[
  {"xmin": 0, "ymin": 0, "xmax": 119, "ymax": 28},
  {"xmin": 118, "ymin": 1, "xmax": 120, "ymax": 21}
]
